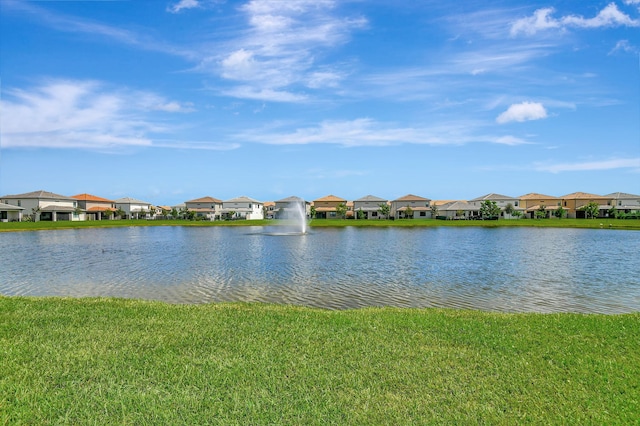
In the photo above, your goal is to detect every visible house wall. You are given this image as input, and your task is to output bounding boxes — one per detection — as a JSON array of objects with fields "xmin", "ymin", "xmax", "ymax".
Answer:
[{"xmin": 391, "ymin": 200, "xmax": 431, "ymax": 219}]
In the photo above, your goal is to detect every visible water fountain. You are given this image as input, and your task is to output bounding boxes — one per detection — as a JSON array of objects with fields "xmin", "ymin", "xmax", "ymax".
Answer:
[{"xmin": 264, "ymin": 199, "xmax": 309, "ymax": 236}]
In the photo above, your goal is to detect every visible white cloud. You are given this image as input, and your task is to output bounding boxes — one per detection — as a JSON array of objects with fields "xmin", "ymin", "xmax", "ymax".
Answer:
[
  {"xmin": 235, "ymin": 118, "xmax": 531, "ymax": 147},
  {"xmin": 496, "ymin": 102, "xmax": 548, "ymax": 124},
  {"xmin": 0, "ymin": 80, "xmax": 191, "ymax": 150},
  {"xmin": 610, "ymin": 39, "xmax": 639, "ymax": 54},
  {"xmin": 167, "ymin": 0, "xmax": 200, "ymax": 14},
  {"xmin": 209, "ymin": 0, "xmax": 366, "ymax": 101},
  {"xmin": 511, "ymin": 3, "xmax": 639, "ymax": 36},
  {"xmin": 534, "ymin": 158, "xmax": 640, "ymax": 173}
]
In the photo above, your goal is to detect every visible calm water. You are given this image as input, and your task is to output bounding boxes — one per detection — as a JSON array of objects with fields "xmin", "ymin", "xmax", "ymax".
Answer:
[{"xmin": 1, "ymin": 226, "xmax": 639, "ymax": 313}]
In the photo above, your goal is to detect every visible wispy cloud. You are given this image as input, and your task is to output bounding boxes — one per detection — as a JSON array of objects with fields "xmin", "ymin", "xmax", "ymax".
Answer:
[
  {"xmin": 205, "ymin": 0, "xmax": 366, "ymax": 102},
  {"xmin": 511, "ymin": 3, "xmax": 639, "ymax": 36},
  {"xmin": 3, "ymin": 0, "xmax": 195, "ymax": 59},
  {"xmin": 534, "ymin": 158, "xmax": 640, "ymax": 173},
  {"xmin": 0, "ymin": 80, "xmax": 205, "ymax": 150},
  {"xmin": 167, "ymin": 0, "xmax": 201, "ymax": 14},
  {"xmin": 235, "ymin": 118, "xmax": 531, "ymax": 147},
  {"xmin": 496, "ymin": 102, "xmax": 548, "ymax": 124}
]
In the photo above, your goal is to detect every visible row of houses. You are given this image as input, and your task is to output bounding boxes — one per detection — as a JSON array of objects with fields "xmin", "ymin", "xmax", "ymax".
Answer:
[{"xmin": 2, "ymin": 190, "xmax": 640, "ymax": 223}]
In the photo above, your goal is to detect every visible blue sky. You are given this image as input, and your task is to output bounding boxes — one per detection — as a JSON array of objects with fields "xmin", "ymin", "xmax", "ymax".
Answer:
[{"xmin": 1, "ymin": 0, "xmax": 639, "ymax": 205}]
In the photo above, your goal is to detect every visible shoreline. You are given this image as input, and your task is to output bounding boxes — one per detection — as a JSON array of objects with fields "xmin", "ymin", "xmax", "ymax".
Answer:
[{"xmin": 2, "ymin": 217, "xmax": 640, "ymax": 232}]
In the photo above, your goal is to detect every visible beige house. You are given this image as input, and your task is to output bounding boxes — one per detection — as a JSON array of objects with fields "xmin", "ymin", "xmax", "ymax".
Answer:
[
  {"xmin": 560, "ymin": 192, "xmax": 612, "ymax": 218},
  {"xmin": 72, "ymin": 193, "xmax": 116, "ymax": 221},
  {"xmin": 353, "ymin": 195, "xmax": 388, "ymax": 219},
  {"xmin": 185, "ymin": 196, "xmax": 223, "ymax": 220},
  {"xmin": 312, "ymin": 195, "xmax": 348, "ymax": 219},
  {"xmin": 390, "ymin": 194, "xmax": 432, "ymax": 219},
  {"xmin": 1, "ymin": 190, "xmax": 80, "ymax": 221},
  {"xmin": 518, "ymin": 193, "xmax": 562, "ymax": 219},
  {"xmin": 437, "ymin": 200, "xmax": 478, "ymax": 219}
]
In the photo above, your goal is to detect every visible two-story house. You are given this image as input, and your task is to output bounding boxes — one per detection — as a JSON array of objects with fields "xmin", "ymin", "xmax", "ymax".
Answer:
[
  {"xmin": 518, "ymin": 193, "xmax": 562, "ymax": 219},
  {"xmin": 312, "ymin": 195, "xmax": 348, "ymax": 219},
  {"xmin": 185, "ymin": 196, "xmax": 223, "ymax": 220},
  {"xmin": 353, "ymin": 195, "xmax": 388, "ymax": 219},
  {"xmin": 274, "ymin": 196, "xmax": 309, "ymax": 220},
  {"xmin": 222, "ymin": 196, "xmax": 264, "ymax": 220},
  {"xmin": 1, "ymin": 190, "xmax": 80, "ymax": 221},
  {"xmin": 606, "ymin": 192, "xmax": 640, "ymax": 216},
  {"xmin": 72, "ymin": 193, "xmax": 116, "ymax": 221},
  {"xmin": 390, "ymin": 194, "xmax": 432, "ymax": 219},
  {"xmin": 114, "ymin": 197, "xmax": 153, "ymax": 219},
  {"xmin": 560, "ymin": 192, "xmax": 612, "ymax": 218},
  {"xmin": 469, "ymin": 193, "xmax": 524, "ymax": 219}
]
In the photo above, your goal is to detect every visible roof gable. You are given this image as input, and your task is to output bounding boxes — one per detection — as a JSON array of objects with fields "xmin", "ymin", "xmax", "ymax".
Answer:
[
  {"xmin": 354, "ymin": 195, "xmax": 387, "ymax": 202},
  {"xmin": 224, "ymin": 196, "xmax": 262, "ymax": 203},
  {"xmin": 470, "ymin": 193, "xmax": 515, "ymax": 201},
  {"xmin": 561, "ymin": 192, "xmax": 609, "ymax": 199},
  {"xmin": 1, "ymin": 190, "xmax": 75, "ymax": 200},
  {"xmin": 186, "ymin": 196, "xmax": 223, "ymax": 203},
  {"xmin": 518, "ymin": 192, "xmax": 558, "ymax": 199},
  {"xmin": 393, "ymin": 194, "xmax": 430, "ymax": 202},
  {"xmin": 72, "ymin": 193, "xmax": 114, "ymax": 202},
  {"xmin": 314, "ymin": 194, "xmax": 347, "ymax": 202},
  {"xmin": 604, "ymin": 192, "xmax": 640, "ymax": 199},
  {"xmin": 114, "ymin": 197, "xmax": 151, "ymax": 204}
]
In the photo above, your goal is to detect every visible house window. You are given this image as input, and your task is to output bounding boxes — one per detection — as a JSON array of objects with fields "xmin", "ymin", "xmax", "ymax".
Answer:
[
  {"xmin": 17, "ymin": 200, "xmax": 21, "ymax": 207},
  {"xmin": 619, "ymin": 201, "xmax": 622, "ymax": 206},
  {"xmin": 515, "ymin": 201, "xmax": 519, "ymax": 207},
  {"xmin": 372, "ymin": 212, "xmax": 378, "ymax": 217},
  {"xmin": 420, "ymin": 212, "xmax": 426, "ymax": 217}
]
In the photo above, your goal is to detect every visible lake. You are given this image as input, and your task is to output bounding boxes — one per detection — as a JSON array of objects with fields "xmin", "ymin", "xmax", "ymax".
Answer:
[{"xmin": 1, "ymin": 226, "xmax": 639, "ymax": 313}]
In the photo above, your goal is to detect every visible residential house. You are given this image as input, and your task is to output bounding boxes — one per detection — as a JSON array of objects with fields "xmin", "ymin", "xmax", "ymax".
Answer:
[
  {"xmin": 0, "ymin": 202, "xmax": 24, "ymax": 222},
  {"xmin": 185, "ymin": 196, "xmax": 223, "ymax": 220},
  {"xmin": 263, "ymin": 201, "xmax": 276, "ymax": 219},
  {"xmin": 605, "ymin": 192, "xmax": 640, "ymax": 216},
  {"xmin": 274, "ymin": 196, "xmax": 309, "ymax": 220},
  {"xmin": 1, "ymin": 190, "xmax": 81, "ymax": 221},
  {"xmin": 437, "ymin": 200, "xmax": 478, "ymax": 219},
  {"xmin": 114, "ymin": 197, "xmax": 153, "ymax": 219},
  {"xmin": 312, "ymin": 195, "xmax": 348, "ymax": 219},
  {"xmin": 390, "ymin": 194, "xmax": 432, "ymax": 219},
  {"xmin": 72, "ymin": 193, "xmax": 116, "ymax": 221},
  {"xmin": 518, "ymin": 193, "xmax": 562, "ymax": 219},
  {"xmin": 353, "ymin": 195, "xmax": 388, "ymax": 219},
  {"xmin": 469, "ymin": 193, "xmax": 523, "ymax": 219},
  {"xmin": 221, "ymin": 196, "xmax": 264, "ymax": 220},
  {"xmin": 560, "ymin": 192, "xmax": 612, "ymax": 218}
]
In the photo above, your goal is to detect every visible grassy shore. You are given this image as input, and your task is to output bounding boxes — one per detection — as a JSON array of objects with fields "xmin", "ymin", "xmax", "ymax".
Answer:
[
  {"xmin": 1, "ymin": 217, "xmax": 639, "ymax": 232},
  {"xmin": 1, "ymin": 297, "xmax": 639, "ymax": 424}
]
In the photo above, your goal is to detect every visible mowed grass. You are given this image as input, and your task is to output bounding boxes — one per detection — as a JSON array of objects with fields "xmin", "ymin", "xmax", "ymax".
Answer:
[
  {"xmin": 1, "ymin": 218, "xmax": 639, "ymax": 232},
  {"xmin": 2, "ymin": 297, "xmax": 639, "ymax": 424}
]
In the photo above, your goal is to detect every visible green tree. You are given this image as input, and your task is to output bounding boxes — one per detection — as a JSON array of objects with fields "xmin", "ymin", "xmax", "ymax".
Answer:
[
  {"xmin": 336, "ymin": 203, "xmax": 348, "ymax": 219},
  {"xmin": 309, "ymin": 205, "xmax": 316, "ymax": 219},
  {"xmin": 480, "ymin": 200, "xmax": 501, "ymax": 220},
  {"xmin": 504, "ymin": 203, "xmax": 515, "ymax": 217},
  {"xmin": 357, "ymin": 208, "xmax": 365, "ymax": 220},
  {"xmin": 554, "ymin": 205, "xmax": 567, "ymax": 219},
  {"xmin": 404, "ymin": 206, "xmax": 413, "ymax": 219},
  {"xmin": 115, "ymin": 207, "xmax": 125, "ymax": 219},
  {"xmin": 535, "ymin": 205, "xmax": 547, "ymax": 219},
  {"xmin": 430, "ymin": 204, "xmax": 439, "ymax": 219},
  {"xmin": 31, "ymin": 206, "xmax": 41, "ymax": 222},
  {"xmin": 378, "ymin": 203, "xmax": 390, "ymax": 219},
  {"xmin": 171, "ymin": 208, "xmax": 179, "ymax": 220},
  {"xmin": 582, "ymin": 202, "xmax": 599, "ymax": 219}
]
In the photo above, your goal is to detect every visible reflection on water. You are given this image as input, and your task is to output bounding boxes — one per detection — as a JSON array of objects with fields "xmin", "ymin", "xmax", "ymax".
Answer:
[{"xmin": 1, "ymin": 226, "xmax": 639, "ymax": 313}]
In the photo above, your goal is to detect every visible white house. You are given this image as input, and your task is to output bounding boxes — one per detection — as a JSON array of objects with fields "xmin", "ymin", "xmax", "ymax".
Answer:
[
  {"xmin": 0, "ymin": 190, "xmax": 81, "ymax": 221},
  {"xmin": 469, "ymin": 193, "xmax": 524, "ymax": 219},
  {"xmin": 0, "ymin": 202, "xmax": 24, "ymax": 222},
  {"xmin": 606, "ymin": 192, "xmax": 640, "ymax": 215},
  {"xmin": 353, "ymin": 195, "xmax": 388, "ymax": 219},
  {"xmin": 114, "ymin": 197, "xmax": 153, "ymax": 219},
  {"xmin": 390, "ymin": 194, "xmax": 432, "ymax": 219},
  {"xmin": 185, "ymin": 196, "xmax": 223, "ymax": 220},
  {"xmin": 222, "ymin": 196, "xmax": 264, "ymax": 220},
  {"xmin": 437, "ymin": 200, "xmax": 478, "ymax": 219}
]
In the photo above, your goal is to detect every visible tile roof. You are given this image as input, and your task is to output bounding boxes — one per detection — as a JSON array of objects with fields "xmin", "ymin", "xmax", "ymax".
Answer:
[
  {"xmin": 470, "ymin": 193, "xmax": 516, "ymax": 201},
  {"xmin": 275, "ymin": 195, "xmax": 306, "ymax": 203},
  {"xmin": 604, "ymin": 192, "xmax": 640, "ymax": 199},
  {"xmin": 72, "ymin": 193, "xmax": 114, "ymax": 202},
  {"xmin": 354, "ymin": 194, "xmax": 387, "ymax": 202},
  {"xmin": 560, "ymin": 192, "xmax": 610, "ymax": 199},
  {"xmin": 114, "ymin": 197, "xmax": 151, "ymax": 204},
  {"xmin": 439, "ymin": 201, "xmax": 476, "ymax": 211},
  {"xmin": 393, "ymin": 194, "xmax": 431, "ymax": 202},
  {"xmin": 518, "ymin": 192, "xmax": 559, "ymax": 199},
  {"xmin": 1, "ymin": 190, "xmax": 75, "ymax": 200},
  {"xmin": 223, "ymin": 196, "xmax": 262, "ymax": 203},
  {"xmin": 86, "ymin": 206, "xmax": 117, "ymax": 212},
  {"xmin": 186, "ymin": 196, "xmax": 223, "ymax": 203},
  {"xmin": 314, "ymin": 194, "xmax": 347, "ymax": 202}
]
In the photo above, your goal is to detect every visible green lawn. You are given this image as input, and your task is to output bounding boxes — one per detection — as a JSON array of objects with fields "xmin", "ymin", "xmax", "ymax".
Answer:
[
  {"xmin": 2, "ymin": 297, "xmax": 638, "ymax": 424},
  {"xmin": 1, "ymin": 217, "xmax": 639, "ymax": 232}
]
